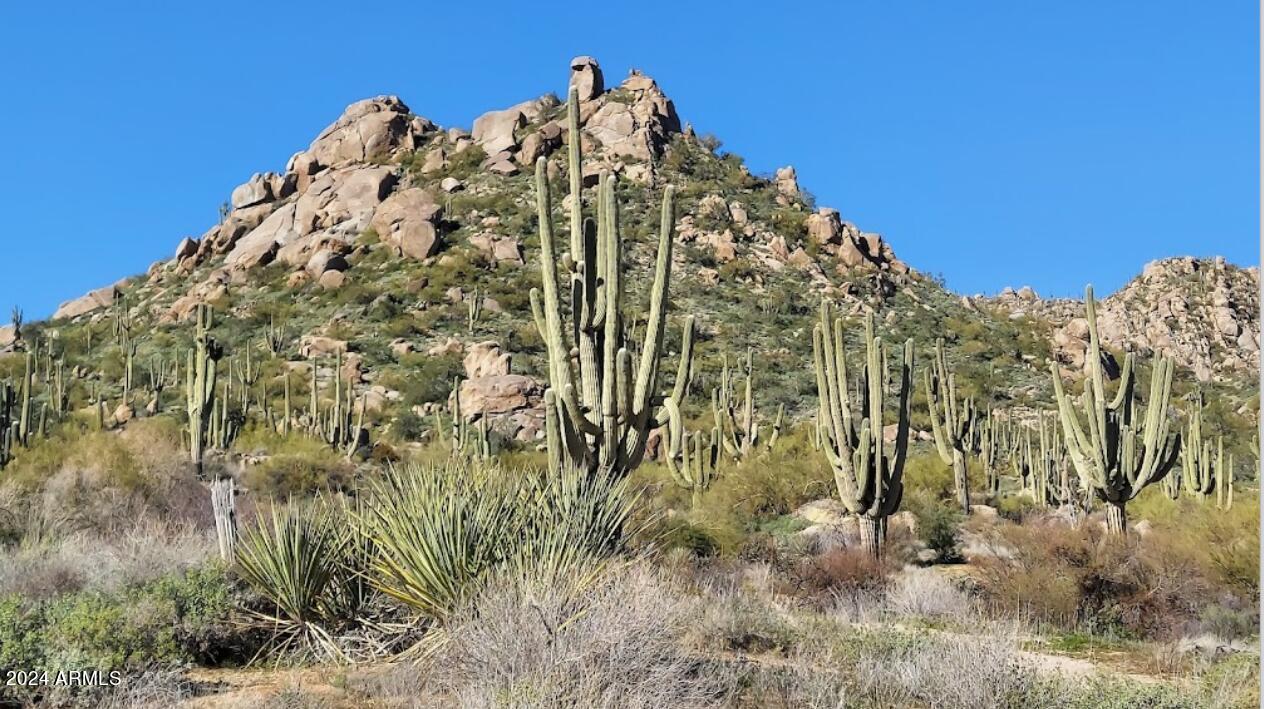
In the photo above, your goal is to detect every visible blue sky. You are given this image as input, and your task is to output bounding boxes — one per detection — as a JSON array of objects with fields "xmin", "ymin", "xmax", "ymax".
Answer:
[{"xmin": 1, "ymin": 1, "xmax": 1257, "ymax": 318}]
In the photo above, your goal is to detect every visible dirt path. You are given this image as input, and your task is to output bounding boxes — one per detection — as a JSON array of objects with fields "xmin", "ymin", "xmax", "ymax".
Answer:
[{"xmin": 180, "ymin": 666, "xmax": 360, "ymax": 708}]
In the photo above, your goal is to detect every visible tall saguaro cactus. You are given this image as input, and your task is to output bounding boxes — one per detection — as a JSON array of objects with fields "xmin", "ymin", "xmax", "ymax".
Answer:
[
  {"xmin": 1050, "ymin": 285, "xmax": 1181, "ymax": 535},
  {"xmin": 925, "ymin": 339, "xmax": 977, "ymax": 514},
  {"xmin": 1181, "ymin": 398, "xmax": 1233, "ymax": 509},
  {"xmin": 186, "ymin": 304, "xmax": 223, "ymax": 477},
  {"xmin": 664, "ymin": 407, "xmax": 720, "ymax": 508},
  {"xmin": 812, "ymin": 303, "xmax": 914, "ymax": 557},
  {"xmin": 17, "ymin": 352, "xmax": 33, "ymax": 447},
  {"xmin": 529, "ymin": 85, "xmax": 695, "ymax": 478},
  {"xmin": 712, "ymin": 349, "xmax": 784, "ymax": 460}
]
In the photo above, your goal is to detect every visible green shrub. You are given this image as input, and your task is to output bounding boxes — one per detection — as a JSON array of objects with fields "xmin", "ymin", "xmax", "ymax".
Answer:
[
  {"xmin": 908, "ymin": 497, "xmax": 964, "ymax": 563},
  {"xmin": 0, "ymin": 565, "xmax": 239, "ymax": 703},
  {"xmin": 243, "ymin": 439, "xmax": 356, "ymax": 497}
]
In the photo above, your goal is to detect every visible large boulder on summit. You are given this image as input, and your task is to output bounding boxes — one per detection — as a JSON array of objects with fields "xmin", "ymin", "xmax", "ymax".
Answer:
[
  {"xmin": 775, "ymin": 166, "xmax": 800, "ymax": 197},
  {"xmin": 370, "ymin": 188, "xmax": 443, "ymax": 261},
  {"xmin": 472, "ymin": 103, "xmax": 528, "ymax": 155},
  {"xmin": 307, "ymin": 96, "xmax": 427, "ymax": 167},
  {"xmin": 806, "ymin": 208, "xmax": 842, "ymax": 245},
  {"xmin": 582, "ymin": 70, "xmax": 680, "ymax": 162},
  {"xmin": 569, "ymin": 56, "xmax": 604, "ymax": 101},
  {"xmin": 53, "ymin": 285, "xmax": 118, "ymax": 320}
]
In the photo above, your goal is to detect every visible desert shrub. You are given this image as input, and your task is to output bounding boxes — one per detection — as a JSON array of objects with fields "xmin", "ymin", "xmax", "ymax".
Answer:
[
  {"xmin": 648, "ymin": 516, "xmax": 721, "ymax": 558},
  {"xmin": 1198, "ymin": 603, "xmax": 1258, "ymax": 641},
  {"xmin": 692, "ymin": 588, "xmax": 799, "ymax": 655},
  {"xmin": 391, "ymin": 564, "xmax": 730, "ymax": 708},
  {"xmin": 388, "ymin": 409, "xmax": 427, "ymax": 443},
  {"xmin": 995, "ymin": 493, "xmax": 1038, "ymax": 521},
  {"xmin": 786, "ymin": 548, "xmax": 891, "ymax": 605},
  {"xmin": 0, "ymin": 519, "xmax": 213, "ymax": 600},
  {"xmin": 848, "ymin": 629, "xmax": 1039, "ymax": 708},
  {"xmin": 973, "ymin": 517, "xmax": 1246, "ymax": 640},
  {"xmin": 397, "ymin": 351, "xmax": 463, "ymax": 406},
  {"xmin": 243, "ymin": 437, "xmax": 356, "ymax": 497},
  {"xmin": 905, "ymin": 494, "xmax": 964, "ymax": 563},
  {"xmin": 0, "ymin": 565, "xmax": 242, "ymax": 705},
  {"xmin": 882, "ymin": 567, "xmax": 975, "ymax": 622},
  {"xmin": 0, "ymin": 417, "xmax": 206, "ymax": 535},
  {"xmin": 901, "ymin": 450, "xmax": 956, "ymax": 501},
  {"xmin": 636, "ymin": 425, "xmax": 832, "ymax": 556}
]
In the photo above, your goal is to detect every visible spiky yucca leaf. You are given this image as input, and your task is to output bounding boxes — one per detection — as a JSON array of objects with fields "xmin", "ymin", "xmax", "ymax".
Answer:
[
  {"xmin": 358, "ymin": 460, "xmax": 637, "ymax": 625},
  {"xmin": 234, "ymin": 499, "xmax": 349, "ymax": 661},
  {"xmin": 512, "ymin": 467, "xmax": 639, "ymax": 590}
]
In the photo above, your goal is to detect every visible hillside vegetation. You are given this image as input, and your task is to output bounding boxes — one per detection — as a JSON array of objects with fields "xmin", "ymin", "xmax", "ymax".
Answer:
[{"xmin": 0, "ymin": 57, "xmax": 1258, "ymax": 708}]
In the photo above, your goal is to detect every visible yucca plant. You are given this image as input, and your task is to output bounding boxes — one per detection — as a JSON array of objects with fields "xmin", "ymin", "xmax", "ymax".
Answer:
[
  {"xmin": 234, "ymin": 499, "xmax": 354, "ymax": 663},
  {"xmin": 357, "ymin": 460, "xmax": 637, "ymax": 633}
]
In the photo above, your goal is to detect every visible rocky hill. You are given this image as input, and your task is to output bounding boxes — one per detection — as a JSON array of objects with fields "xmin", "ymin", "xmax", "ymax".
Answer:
[
  {"xmin": 985, "ymin": 257, "xmax": 1260, "ymax": 383},
  {"xmin": 2, "ymin": 56, "xmax": 1258, "ymax": 450}
]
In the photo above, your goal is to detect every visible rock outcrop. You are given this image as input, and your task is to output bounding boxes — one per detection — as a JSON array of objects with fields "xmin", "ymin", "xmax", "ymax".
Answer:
[
  {"xmin": 53, "ymin": 285, "xmax": 119, "ymax": 321},
  {"xmin": 992, "ymin": 257, "xmax": 1260, "ymax": 381}
]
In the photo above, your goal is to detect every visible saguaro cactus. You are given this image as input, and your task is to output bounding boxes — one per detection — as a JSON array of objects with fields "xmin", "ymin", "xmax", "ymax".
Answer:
[
  {"xmin": 1180, "ymin": 399, "xmax": 1232, "ymax": 509},
  {"xmin": 979, "ymin": 410, "xmax": 1006, "ymax": 497},
  {"xmin": 925, "ymin": 339, "xmax": 977, "ymax": 514},
  {"xmin": 1050, "ymin": 286, "xmax": 1181, "ymax": 535},
  {"xmin": 812, "ymin": 303, "xmax": 914, "ymax": 557},
  {"xmin": 17, "ymin": 352, "xmax": 33, "ymax": 447},
  {"xmin": 186, "ymin": 304, "xmax": 223, "ymax": 477},
  {"xmin": 665, "ymin": 412, "xmax": 720, "ymax": 508},
  {"xmin": 712, "ymin": 349, "xmax": 784, "ymax": 460},
  {"xmin": 0, "ymin": 383, "xmax": 15, "ymax": 468},
  {"xmin": 529, "ymin": 85, "xmax": 694, "ymax": 478}
]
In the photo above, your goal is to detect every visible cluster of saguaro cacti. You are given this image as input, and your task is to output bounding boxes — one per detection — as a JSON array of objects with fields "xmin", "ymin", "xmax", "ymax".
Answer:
[
  {"xmin": 185, "ymin": 304, "xmax": 224, "ymax": 477},
  {"xmin": 812, "ymin": 303, "xmax": 914, "ymax": 557},
  {"xmin": 977, "ymin": 410, "xmax": 1006, "ymax": 497},
  {"xmin": 712, "ymin": 349, "xmax": 784, "ymax": 461},
  {"xmin": 146, "ymin": 355, "xmax": 178, "ymax": 415},
  {"xmin": 925, "ymin": 339, "xmax": 979, "ymax": 515},
  {"xmin": 530, "ymin": 85, "xmax": 695, "ymax": 478},
  {"xmin": 261, "ymin": 316, "xmax": 288, "ymax": 356},
  {"xmin": 665, "ymin": 417, "xmax": 720, "ymax": 507},
  {"xmin": 1033, "ymin": 414, "xmax": 1071, "ymax": 508},
  {"xmin": 1051, "ymin": 286, "xmax": 1181, "ymax": 535},
  {"xmin": 1180, "ymin": 396, "xmax": 1233, "ymax": 510},
  {"xmin": 300, "ymin": 350, "xmax": 364, "ymax": 453}
]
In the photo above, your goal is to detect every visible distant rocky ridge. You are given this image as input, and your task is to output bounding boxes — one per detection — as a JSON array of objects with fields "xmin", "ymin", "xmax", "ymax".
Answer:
[{"xmin": 981, "ymin": 256, "xmax": 1260, "ymax": 382}]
